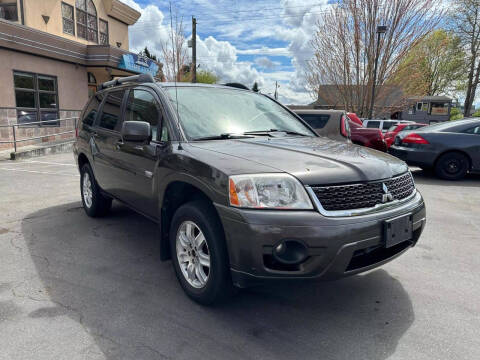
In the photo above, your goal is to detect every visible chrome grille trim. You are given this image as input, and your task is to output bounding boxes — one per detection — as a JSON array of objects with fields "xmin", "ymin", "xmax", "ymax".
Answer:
[{"xmin": 306, "ymin": 172, "xmax": 417, "ymax": 217}]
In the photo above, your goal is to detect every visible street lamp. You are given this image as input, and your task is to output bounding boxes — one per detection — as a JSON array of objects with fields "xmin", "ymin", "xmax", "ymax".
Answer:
[{"xmin": 368, "ymin": 25, "xmax": 388, "ymax": 119}]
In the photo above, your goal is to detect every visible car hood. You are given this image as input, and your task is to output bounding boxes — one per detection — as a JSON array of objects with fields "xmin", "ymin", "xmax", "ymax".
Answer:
[{"xmin": 189, "ymin": 136, "xmax": 408, "ymax": 185}]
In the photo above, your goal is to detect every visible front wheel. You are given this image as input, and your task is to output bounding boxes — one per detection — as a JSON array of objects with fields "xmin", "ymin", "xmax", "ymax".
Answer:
[
  {"xmin": 80, "ymin": 163, "xmax": 112, "ymax": 217},
  {"xmin": 435, "ymin": 152, "xmax": 469, "ymax": 180},
  {"xmin": 170, "ymin": 200, "xmax": 233, "ymax": 305}
]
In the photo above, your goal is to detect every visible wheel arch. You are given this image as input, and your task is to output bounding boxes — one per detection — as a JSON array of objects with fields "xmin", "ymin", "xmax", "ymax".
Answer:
[
  {"xmin": 159, "ymin": 180, "xmax": 225, "ymax": 261},
  {"xmin": 77, "ymin": 152, "xmax": 90, "ymax": 171}
]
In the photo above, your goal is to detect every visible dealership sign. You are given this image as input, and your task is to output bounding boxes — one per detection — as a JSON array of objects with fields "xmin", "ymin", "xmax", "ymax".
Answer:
[{"xmin": 118, "ymin": 53, "xmax": 159, "ymax": 77}]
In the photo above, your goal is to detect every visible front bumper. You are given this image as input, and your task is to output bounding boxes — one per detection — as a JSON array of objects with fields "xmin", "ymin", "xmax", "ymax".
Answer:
[{"xmin": 216, "ymin": 191, "xmax": 426, "ymax": 288}]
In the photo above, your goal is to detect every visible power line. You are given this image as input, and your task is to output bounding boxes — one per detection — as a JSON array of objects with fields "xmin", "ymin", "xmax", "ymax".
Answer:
[
  {"xmin": 131, "ymin": 9, "xmax": 332, "ymax": 31},
  {"xmin": 134, "ymin": 2, "xmax": 330, "ymax": 24}
]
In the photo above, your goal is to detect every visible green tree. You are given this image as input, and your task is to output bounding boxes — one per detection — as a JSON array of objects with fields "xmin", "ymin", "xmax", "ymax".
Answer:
[
  {"xmin": 451, "ymin": 0, "xmax": 480, "ymax": 117},
  {"xmin": 140, "ymin": 46, "xmax": 158, "ymax": 61},
  {"xmin": 182, "ymin": 69, "xmax": 218, "ymax": 84},
  {"xmin": 252, "ymin": 82, "xmax": 259, "ymax": 92},
  {"xmin": 196, "ymin": 70, "xmax": 218, "ymax": 84},
  {"xmin": 396, "ymin": 30, "xmax": 466, "ymax": 97},
  {"xmin": 450, "ymin": 107, "xmax": 464, "ymax": 120},
  {"xmin": 473, "ymin": 109, "xmax": 480, "ymax": 117}
]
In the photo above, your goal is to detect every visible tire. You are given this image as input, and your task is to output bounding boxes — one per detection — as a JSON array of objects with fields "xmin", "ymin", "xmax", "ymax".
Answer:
[
  {"xmin": 434, "ymin": 152, "xmax": 469, "ymax": 180},
  {"xmin": 170, "ymin": 200, "xmax": 233, "ymax": 305},
  {"xmin": 80, "ymin": 163, "xmax": 112, "ymax": 217}
]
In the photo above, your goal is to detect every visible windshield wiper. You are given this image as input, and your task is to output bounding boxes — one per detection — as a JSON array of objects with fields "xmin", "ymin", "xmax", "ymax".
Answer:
[
  {"xmin": 243, "ymin": 129, "xmax": 279, "ymax": 134},
  {"xmin": 243, "ymin": 129, "xmax": 309, "ymax": 137},
  {"xmin": 192, "ymin": 133, "xmax": 254, "ymax": 141}
]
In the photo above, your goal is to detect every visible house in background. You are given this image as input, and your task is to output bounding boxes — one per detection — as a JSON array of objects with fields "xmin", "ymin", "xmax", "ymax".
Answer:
[
  {"xmin": 308, "ymin": 85, "xmax": 452, "ymax": 124},
  {"xmin": 394, "ymin": 96, "xmax": 452, "ymax": 124},
  {"xmin": 0, "ymin": 0, "xmax": 162, "ymax": 150}
]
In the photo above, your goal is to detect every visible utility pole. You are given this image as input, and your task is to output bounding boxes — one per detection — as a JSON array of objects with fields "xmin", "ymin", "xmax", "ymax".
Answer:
[
  {"xmin": 191, "ymin": 16, "xmax": 197, "ymax": 83},
  {"xmin": 368, "ymin": 25, "xmax": 387, "ymax": 119}
]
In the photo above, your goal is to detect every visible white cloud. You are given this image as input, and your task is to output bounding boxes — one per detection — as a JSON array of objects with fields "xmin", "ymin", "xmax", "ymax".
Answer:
[
  {"xmin": 118, "ymin": 0, "xmax": 141, "ymax": 12},
  {"xmin": 196, "ymin": 36, "xmax": 264, "ymax": 87},
  {"xmin": 237, "ymin": 47, "xmax": 289, "ymax": 56},
  {"xmin": 254, "ymin": 57, "xmax": 281, "ymax": 69},
  {"xmin": 124, "ymin": 0, "xmax": 329, "ymax": 104}
]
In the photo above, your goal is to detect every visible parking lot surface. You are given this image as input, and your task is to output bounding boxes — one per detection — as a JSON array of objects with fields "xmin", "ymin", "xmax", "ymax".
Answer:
[{"xmin": 0, "ymin": 152, "xmax": 479, "ymax": 360}]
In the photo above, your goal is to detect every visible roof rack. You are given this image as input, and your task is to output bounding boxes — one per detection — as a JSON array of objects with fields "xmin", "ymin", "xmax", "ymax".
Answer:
[{"xmin": 100, "ymin": 73, "xmax": 155, "ymax": 90}]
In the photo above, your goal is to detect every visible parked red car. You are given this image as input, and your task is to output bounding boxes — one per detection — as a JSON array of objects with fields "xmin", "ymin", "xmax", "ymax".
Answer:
[
  {"xmin": 347, "ymin": 113, "xmax": 387, "ymax": 152},
  {"xmin": 384, "ymin": 123, "xmax": 427, "ymax": 148}
]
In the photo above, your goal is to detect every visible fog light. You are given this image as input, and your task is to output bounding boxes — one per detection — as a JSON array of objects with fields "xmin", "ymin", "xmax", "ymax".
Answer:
[{"xmin": 273, "ymin": 240, "xmax": 308, "ymax": 265}]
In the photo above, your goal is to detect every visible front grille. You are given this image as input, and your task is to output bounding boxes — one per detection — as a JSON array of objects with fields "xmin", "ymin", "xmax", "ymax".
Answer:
[{"xmin": 310, "ymin": 172, "xmax": 415, "ymax": 211}]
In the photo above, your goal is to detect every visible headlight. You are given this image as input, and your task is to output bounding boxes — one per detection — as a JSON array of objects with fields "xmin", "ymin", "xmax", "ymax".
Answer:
[{"xmin": 228, "ymin": 173, "xmax": 313, "ymax": 209}]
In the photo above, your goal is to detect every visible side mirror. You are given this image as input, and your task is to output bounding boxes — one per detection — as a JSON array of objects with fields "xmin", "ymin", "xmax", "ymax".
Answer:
[{"xmin": 121, "ymin": 121, "xmax": 151, "ymax": 142}]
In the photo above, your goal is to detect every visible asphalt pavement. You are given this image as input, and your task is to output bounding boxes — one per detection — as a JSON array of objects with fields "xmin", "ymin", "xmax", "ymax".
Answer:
[{"xmin": 0, "ymin": 153, "xmax": 479, "ymax": 360}]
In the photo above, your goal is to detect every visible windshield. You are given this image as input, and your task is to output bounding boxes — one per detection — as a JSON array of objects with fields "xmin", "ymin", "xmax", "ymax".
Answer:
[{"xmin": 165, "ymin": 87, "xmax": 315, "ymax": 140}]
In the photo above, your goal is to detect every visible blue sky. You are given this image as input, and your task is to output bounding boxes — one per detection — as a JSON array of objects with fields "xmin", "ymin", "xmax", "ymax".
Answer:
[
  {"xmin": 121, "ymin": 0, "xmax": 478, "ymax": 108},
  {"xmin": 121, "ymin": 0, "xmax": 332, "ymax": 104}
]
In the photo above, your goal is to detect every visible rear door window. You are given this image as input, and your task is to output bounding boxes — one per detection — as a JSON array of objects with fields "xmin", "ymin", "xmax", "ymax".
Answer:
[
  {"xmin": 82, "ymin": 93, "xmax": 103, "ymax": 127},
  {"xmin": 298, "ymin": 114, "xmax": 330, "ymax": 129},
  {"xmin": 382, "ymin": 121, "xmax": 395, "ymax": 131},
  {"xmin": 366, "ymin": 121, "xmax": 380, "ymax": 129},
  {"xmin": 98, "ymin": 90, "xmax": 126, "ymax": 131},
  {"xmin": 125, "ymin": 89, "xmax": 162, "ymax": 141}
]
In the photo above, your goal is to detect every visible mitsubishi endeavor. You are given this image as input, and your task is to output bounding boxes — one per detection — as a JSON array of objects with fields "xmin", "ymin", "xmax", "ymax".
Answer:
[{"xmin": 73, "ymin": 74, "xmax": 426, "ymax": 304}]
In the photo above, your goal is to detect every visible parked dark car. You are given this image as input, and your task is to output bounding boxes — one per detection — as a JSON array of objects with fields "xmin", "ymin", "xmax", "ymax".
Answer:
[
  {"xmin": 385, "ymin": 123, "xmax": 427, "ymax": 148},
  {"xmin": 294, "ymin": 110, "xmax": 387, "ymax": 151},
  {"xmin": 390, "ymin": 118, "xmax": 480, "ymax": 180},
  {"xmin": 74, "ymin": 74, "xmax": 426, "ymax": 304}
]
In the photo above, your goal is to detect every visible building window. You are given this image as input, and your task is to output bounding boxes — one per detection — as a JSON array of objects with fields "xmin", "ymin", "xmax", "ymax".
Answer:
[
  {"xmin": 76, "ymin": 0, "xmax": 97, "ymax": 43},
  {"xmin": 0, "ymin": 2, "xmax": 18, "ymax": 21},
  {"xmin": 13, "ymin": 72, "xmax": 59, "ymax": 126},
  {"xmin": 429, "ymin": 102, "xmax": 449, "ymax": 116},
  {"xmin": 62, "ymin": 2, "xmax": 75, "ymax": 35},
  {"xmin": 99, "ymin": 19, "xmax": 109, "ymax": 45}
]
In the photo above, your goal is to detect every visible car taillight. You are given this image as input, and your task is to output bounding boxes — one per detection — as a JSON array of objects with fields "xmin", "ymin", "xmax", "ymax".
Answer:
[{"xmin": 402, "ymin": 133, "xmax": 429, "ymax": 144}]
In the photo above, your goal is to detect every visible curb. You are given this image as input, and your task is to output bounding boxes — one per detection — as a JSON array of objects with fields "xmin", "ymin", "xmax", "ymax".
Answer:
[{"xmin": 9, "ymin": 141, "xmax": 74, "ymax": 160}]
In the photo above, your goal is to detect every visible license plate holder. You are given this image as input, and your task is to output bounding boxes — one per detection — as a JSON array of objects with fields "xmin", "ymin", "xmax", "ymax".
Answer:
[{"xmin": 384, "ymin": 214, "xmax": 413, "ymax": 248}]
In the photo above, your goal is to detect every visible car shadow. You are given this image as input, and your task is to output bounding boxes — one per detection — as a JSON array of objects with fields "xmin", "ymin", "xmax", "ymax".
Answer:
[
  {"xmin": 22, "ymin": 202, "xmax": 414, "ymax": 360},
  {"xmin": 411, "ymin": 167, "xmax": 480, "ymax": 187}
]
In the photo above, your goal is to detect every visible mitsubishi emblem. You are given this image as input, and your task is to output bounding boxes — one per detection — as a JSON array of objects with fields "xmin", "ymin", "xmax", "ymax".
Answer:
[{"xmin": 382, "ymin": 183, "xmax": 394, "ymax": 203}]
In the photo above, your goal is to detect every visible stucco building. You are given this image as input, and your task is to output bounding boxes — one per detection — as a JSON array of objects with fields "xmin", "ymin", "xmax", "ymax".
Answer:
[{"xmin": 0, "ymin": 0, "xmax": 160, "ymax": 150}]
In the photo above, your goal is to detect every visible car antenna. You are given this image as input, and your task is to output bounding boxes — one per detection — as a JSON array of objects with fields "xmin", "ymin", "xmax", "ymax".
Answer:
[{"xmin": 169, "ymin": 1, "xmax": 183, "ymax": 150}]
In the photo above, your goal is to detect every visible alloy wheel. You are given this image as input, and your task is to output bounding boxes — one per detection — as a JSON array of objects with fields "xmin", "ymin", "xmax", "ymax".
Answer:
[
  {"xmin": 82, "ymin": 172, "xmax": 93, "ymax": 208},
  {"xmin": 176, "ymin": 221, "xmax": 210, "ymax": 288}
]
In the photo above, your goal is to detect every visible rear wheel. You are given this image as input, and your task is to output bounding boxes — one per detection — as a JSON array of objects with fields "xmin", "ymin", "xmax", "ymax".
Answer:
[
  {"xmin": 170, "ymin": 200, "xmax": 233, "ymax": 305},
  {"xmin": 80, "ymin": 163, "xmax": 112, "ymax": 217},
  {"xmin": 435, "ymin": 152, "xmax": 469, "ymax": 180}
]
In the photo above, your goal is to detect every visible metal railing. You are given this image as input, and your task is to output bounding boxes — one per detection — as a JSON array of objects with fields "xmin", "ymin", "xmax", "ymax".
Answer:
[{"xmin": 0, "ymin": 117, "xmax": 78, "ymax": 152}]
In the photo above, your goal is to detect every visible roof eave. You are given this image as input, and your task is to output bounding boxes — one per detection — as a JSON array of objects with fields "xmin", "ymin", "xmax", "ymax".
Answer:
[{"xmin": 102, "ymin": 0, "xmax": 141, "ymax": 25}]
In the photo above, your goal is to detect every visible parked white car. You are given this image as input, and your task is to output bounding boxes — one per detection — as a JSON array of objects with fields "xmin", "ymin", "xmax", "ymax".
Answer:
[{"xmin": 362, "ymin": 119, "xmax": 414, "ymax": 133}]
